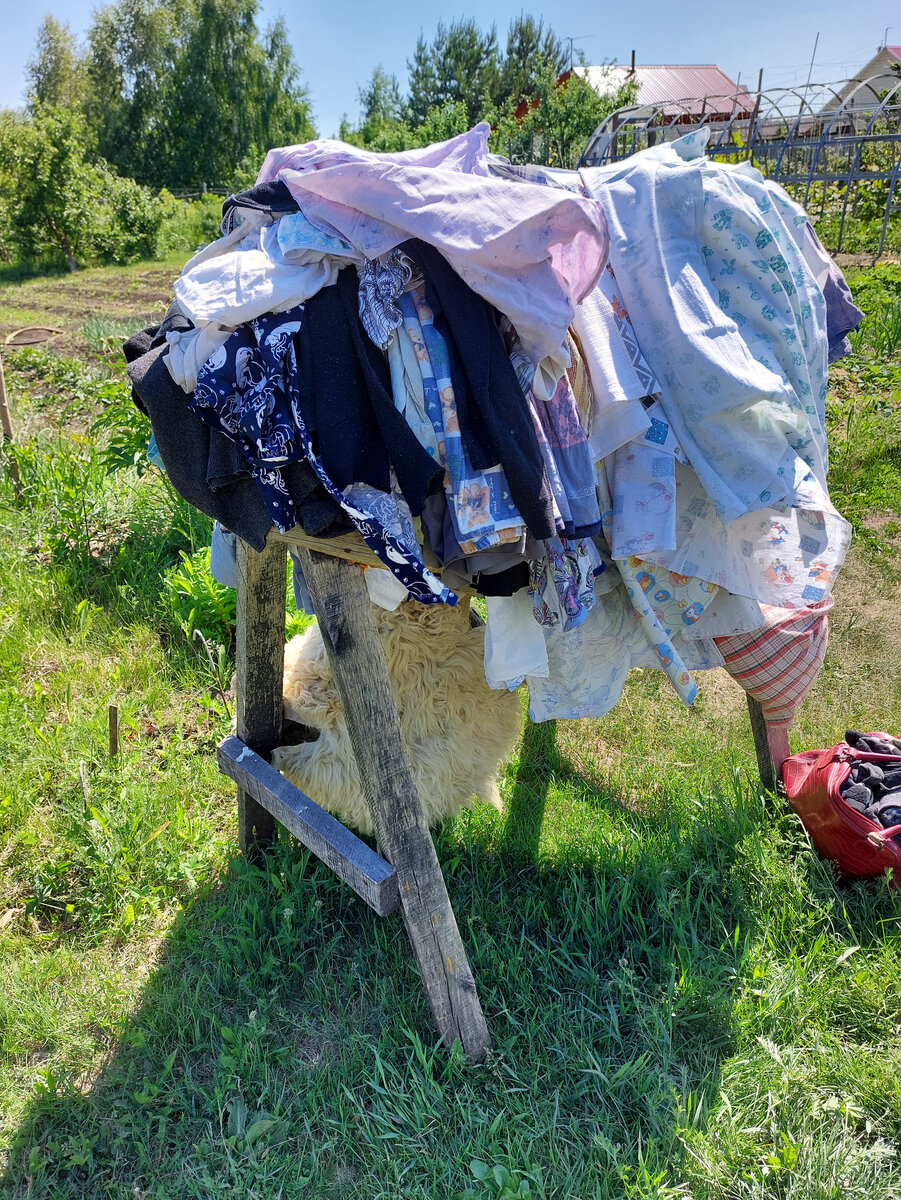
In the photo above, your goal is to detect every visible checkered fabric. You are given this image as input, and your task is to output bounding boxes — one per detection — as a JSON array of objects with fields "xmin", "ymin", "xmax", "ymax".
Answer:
[{"xmin": 714, "ymin": 597, "xmax": 833, "ymax": 726}]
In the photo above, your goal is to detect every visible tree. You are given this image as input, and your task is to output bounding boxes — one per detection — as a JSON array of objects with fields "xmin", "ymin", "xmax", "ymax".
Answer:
[
  {"xmin": 492, "ymin": 64, "xmax": 638, "ymax": 169},
  {"xmin": 170, "ymin": 1, "xmax": 314, "ymax": 189},
  {"xmin": 0, "ymin": 107, "xmax": 160, "ymax": 270},
  {"xmin": 410, "ymin": 101, "xmax": 472, "ymax": 148},
  {"xmin": 343, "ymin": 15, "xmax": 636, "ymax": 169},
  {"xmin": 340, "ymin": 66, "xmax": 412, "ymax": 151},
  {"xmin": 407, "ymin": 20, "xmax": 500, "ymax": 127},
  {"xmin": 25, "ymin": 17, "xmax": 87, "ymax": 112},
  {"xmin": 85, "ymin": 0, "xmax": 185, "ymax": 186},
  {"xmin": 82, "ymin": 0, "xmax": 315, "ymax": 189},
  {"xmin": 499, "ymin": 16, "xmax": 566, "ymax": 108}
]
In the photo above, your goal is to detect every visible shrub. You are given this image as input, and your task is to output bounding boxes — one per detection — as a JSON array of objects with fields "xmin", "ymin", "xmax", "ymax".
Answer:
[
  {"xmin": 154, "ymin": 190, "xmax": 224, "ymax": 259},
  {"xmin": 0, "ymin": 105, "xmax": 161, "ymax": 270}
]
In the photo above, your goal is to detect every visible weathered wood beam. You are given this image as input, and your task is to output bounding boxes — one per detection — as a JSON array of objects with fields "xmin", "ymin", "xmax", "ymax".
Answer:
[
  {"xmin": 235, "ymin": 535, "xmax": 287, "ymax": 859},
  {"xmin": 273, "ymin": 526, "xmax": 477, "ymax": 597},
  {"xmin": 294, "ymin": 544, "xmax": 491, "ymax": 1062},
  {"xmin": 218, "ymin": 734, "xmax": 399, "ymax": 916}
]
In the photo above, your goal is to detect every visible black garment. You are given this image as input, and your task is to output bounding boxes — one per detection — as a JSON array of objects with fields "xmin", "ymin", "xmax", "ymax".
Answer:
[
  {"xmin": 846, "ymin": 730, "xmax": 901, "ymax": 756},
  {"xmin": 840, "ymin": 735, "xmax": 901, "ymax": 843},
  {"xmin": 298, "ymin": 267, "xmax": 444, "ymax": 516},
  {"xmin": 158, "ymin": 298, "xmax": 193, "ymax": 340},
  {"xmin": 474, "ymin": 565, "xmax": 531, "ymax": 596},
  {"xmin": 220, "ymin": 181, "xmax": 299, "ymax": 233},
  {"xmin": 124, "ymin": 327, "xmax": 348, "ymax": 551},
  {"xmin": 401, "ymin": 238, "xmax": 557, "ymax": 542}
]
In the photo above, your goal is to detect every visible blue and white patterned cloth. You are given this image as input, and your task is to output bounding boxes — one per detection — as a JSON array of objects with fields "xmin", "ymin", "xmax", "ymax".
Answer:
[
  {"xmin": 529, "ymin": 536, "xmax": 604, "ymax": 631},
  {"xmin": 358, "ymin": 250, "xmax": 415, "ymax": 349},
  {"xmin": 193, "ymin": 309, "xmax": 307, "ymax": 531},
  {"xmin": 397, "ymin": 285, "xmax": 526, "ymax": 554},
  {"xmin": 581, "ymin": 129, "xmax": 831, "ymax": 524}
]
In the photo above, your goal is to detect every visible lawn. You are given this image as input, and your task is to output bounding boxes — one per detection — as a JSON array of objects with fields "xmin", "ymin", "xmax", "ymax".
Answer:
[{"xmin": 0, "ymin": 261, "xmax": 899, "ymax": 1199}]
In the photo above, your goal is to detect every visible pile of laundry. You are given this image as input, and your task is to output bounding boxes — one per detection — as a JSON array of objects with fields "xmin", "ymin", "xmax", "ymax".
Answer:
[{"xmin": 124, "ymin": 122, "xmax": 860, "ymax": 726}]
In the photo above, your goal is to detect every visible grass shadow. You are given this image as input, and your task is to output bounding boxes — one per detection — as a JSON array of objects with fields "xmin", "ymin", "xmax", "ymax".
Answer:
[
  {"xmin": 0, "ymin": 752, "xmax": 760, "ymax": 1199},
  {"xmin": 497, "ymin": 718, "xmax": 557, "ymax": 861}
]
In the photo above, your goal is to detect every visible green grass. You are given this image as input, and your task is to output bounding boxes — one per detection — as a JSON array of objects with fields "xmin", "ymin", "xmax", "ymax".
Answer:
[
  {"xmin": 825, "ymin": 265, "xmax": 901, "ymax": 567},
  {"xmin": 0, "ymin": 262, "xmax": 899, "ymax": 1199}
]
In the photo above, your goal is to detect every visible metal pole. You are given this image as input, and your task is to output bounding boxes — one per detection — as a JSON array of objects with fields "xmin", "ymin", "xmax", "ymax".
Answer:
[
  {"xmin": 746, "ymin": 68, "xmax": 764, "ymax": 161},
  {"xmin": 805, "ymin": 32, "xmax": 820, "ymax": 92}
]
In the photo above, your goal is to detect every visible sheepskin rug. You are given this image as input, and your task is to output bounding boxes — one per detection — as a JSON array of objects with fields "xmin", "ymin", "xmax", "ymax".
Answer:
[{"xmin": 271, "ymin": 598, "xmax": 523, "ymax": 835}]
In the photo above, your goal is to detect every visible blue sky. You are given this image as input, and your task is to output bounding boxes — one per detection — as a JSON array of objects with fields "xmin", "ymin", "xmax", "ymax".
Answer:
[{"xmin": 1, "ymin": 0, "xmax": 897, "ymax": 139}]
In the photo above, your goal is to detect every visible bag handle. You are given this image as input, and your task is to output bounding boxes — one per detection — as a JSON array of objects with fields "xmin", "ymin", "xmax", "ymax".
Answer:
[
  {"xmin": 865, "ymin": 824, "xmax": 901, "ymax": 849},
  {"xmin": 840, "ymin": 749, "xmax": 901, "ymax": 764}
]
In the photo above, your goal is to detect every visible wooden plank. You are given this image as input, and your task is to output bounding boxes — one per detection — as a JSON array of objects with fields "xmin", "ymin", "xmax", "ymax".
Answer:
[
  {"xmin": 746, "ymin": 694, "xmax": 789, "ymax": 793},
  {"xmin": 275, "ymin": 527, "xmax": 398, "ymax": 569},
  {"xmin": 235, "ymin": 535, "xmax": 288, "ymax": 859},
  {"xmin": 218, "ymin": 734, "xmax": 399, "ymax": 916},
  {"xmin": 294, "ymin": 544, "xmax": 491, "ymax": 1062},
  {"xmin": 273, "ymin": 526, "xmax": 477, "ymax": 598}
]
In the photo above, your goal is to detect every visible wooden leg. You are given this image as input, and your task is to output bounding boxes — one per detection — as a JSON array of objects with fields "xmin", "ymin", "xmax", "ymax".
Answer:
[
  {"xmin": 295, "ymin": 545, "xmax": 491, "ymax": 1062},
  {"xmin": 236, "ymin": 535, "xmax": 287, "ymax": 859},
  {"xmin": 746, "ymin": 694, "xmax": 790, "ymax": 793}
]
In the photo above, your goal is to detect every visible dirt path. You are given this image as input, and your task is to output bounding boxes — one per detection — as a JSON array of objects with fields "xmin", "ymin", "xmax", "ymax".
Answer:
[{"xmin": 0, "ymin": 260, "xmax": 182, "ymax": 358}]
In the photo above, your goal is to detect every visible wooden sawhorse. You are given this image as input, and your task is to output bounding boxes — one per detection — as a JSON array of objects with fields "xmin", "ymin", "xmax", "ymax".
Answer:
[
  {"xmin": 217, "ymin": 532, "xmax": 790, "ymax": 1064},
  {"xmin": 218, "ymin": 532, "xmax": 491, "ymax": 1062}
]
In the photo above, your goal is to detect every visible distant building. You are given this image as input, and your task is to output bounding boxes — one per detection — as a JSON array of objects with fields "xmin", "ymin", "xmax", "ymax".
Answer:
[
  {"xmin": 823, "ymin": 45, "xmax": 901, "ymax": 110},
  {"xmin": 576, "ymin": 63, "xmax": 754, "ymax": 123}
]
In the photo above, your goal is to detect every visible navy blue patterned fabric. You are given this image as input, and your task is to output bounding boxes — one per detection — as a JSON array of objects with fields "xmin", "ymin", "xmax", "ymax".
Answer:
[
  {"xmin": 193, "ymin": 309, "xmax": 307, "ymax": 531},
  {"xmin": 191, "ymin": 307, "xmax": 455, "ymax": 605}
]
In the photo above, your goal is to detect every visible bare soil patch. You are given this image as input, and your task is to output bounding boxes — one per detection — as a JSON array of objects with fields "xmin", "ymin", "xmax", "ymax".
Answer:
[{"xmin": 0, "ymin": 263, "xmax": 180, "ymax": 358}]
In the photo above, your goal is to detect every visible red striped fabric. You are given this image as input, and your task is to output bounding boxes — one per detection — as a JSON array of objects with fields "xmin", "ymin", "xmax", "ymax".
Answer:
[{"xmin": 714, "ymin": 597, "xmax": 833, "ymax": 726}]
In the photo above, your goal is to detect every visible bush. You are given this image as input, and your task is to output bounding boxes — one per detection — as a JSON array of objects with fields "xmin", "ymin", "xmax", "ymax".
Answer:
[
  {"xmin": 154, "ymin": 190, "xmax": 224, "ymax": 259},
  {"xmin": 0, "ymin": 105, "xmax": 161, "ymax": 270},
  {"xmin": 161, "ymin": 546, "xmax": 237, "ymax": 648}
]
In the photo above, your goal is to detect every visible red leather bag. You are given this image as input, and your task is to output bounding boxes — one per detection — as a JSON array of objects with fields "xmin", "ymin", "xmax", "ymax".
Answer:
[{"xmin": 782, "ymin": 734, "xmax": 901, "ymax": 881}]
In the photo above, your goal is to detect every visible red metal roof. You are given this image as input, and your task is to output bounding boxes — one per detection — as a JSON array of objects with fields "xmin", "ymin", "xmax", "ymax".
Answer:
[
  {"xmin": 631, "ymin": 65, "xmax": 754, "ymax": 115},
  {"xmin": 578, "ymin": 63, "xmax": 754, "ymax": 118}
]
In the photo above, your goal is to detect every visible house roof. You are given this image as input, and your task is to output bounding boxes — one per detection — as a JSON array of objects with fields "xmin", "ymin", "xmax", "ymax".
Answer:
[
  {"xmin": 823, "ymin": 44, "xmax": 901, "ymax": 109},
  {"xmin": 577, "ymin": 63, "xmax": 755, "ymax": 117}
]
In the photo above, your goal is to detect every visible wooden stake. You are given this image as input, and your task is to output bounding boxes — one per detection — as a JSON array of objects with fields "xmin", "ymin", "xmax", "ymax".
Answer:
[
  {"xmin": 0, "ymin": 356, "xmax": 13, "ymax": 440},
  {"xmin": 78, "ymin": 760, "xmax": 90, "ymax": 807},
  {"xmin": 108, "ymin": 704, "xmax": 119, "ymax": 757},
  {"xmin": 746, "ymin": 694, "xmax": 789, "ymax": 793},
  {"xmin": 295, "ymin": 545, "xmax": 491, "ymax": 1062},
  {"xmin": 0, "ymin": 354, "xmax": 22, "ymax": 498}
]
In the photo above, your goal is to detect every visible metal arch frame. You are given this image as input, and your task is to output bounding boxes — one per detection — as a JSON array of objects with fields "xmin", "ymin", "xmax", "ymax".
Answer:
[
  {"xmin": 803, "ymin": 83, "xmax": 860, "ymax": 208},
  {"xmin": 580, "ymin": 75, "xmax": 901, "ymax": 254},
  {"xmin": 829, "ymin": 78, "xmax": 901, "ymax": 251}
]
